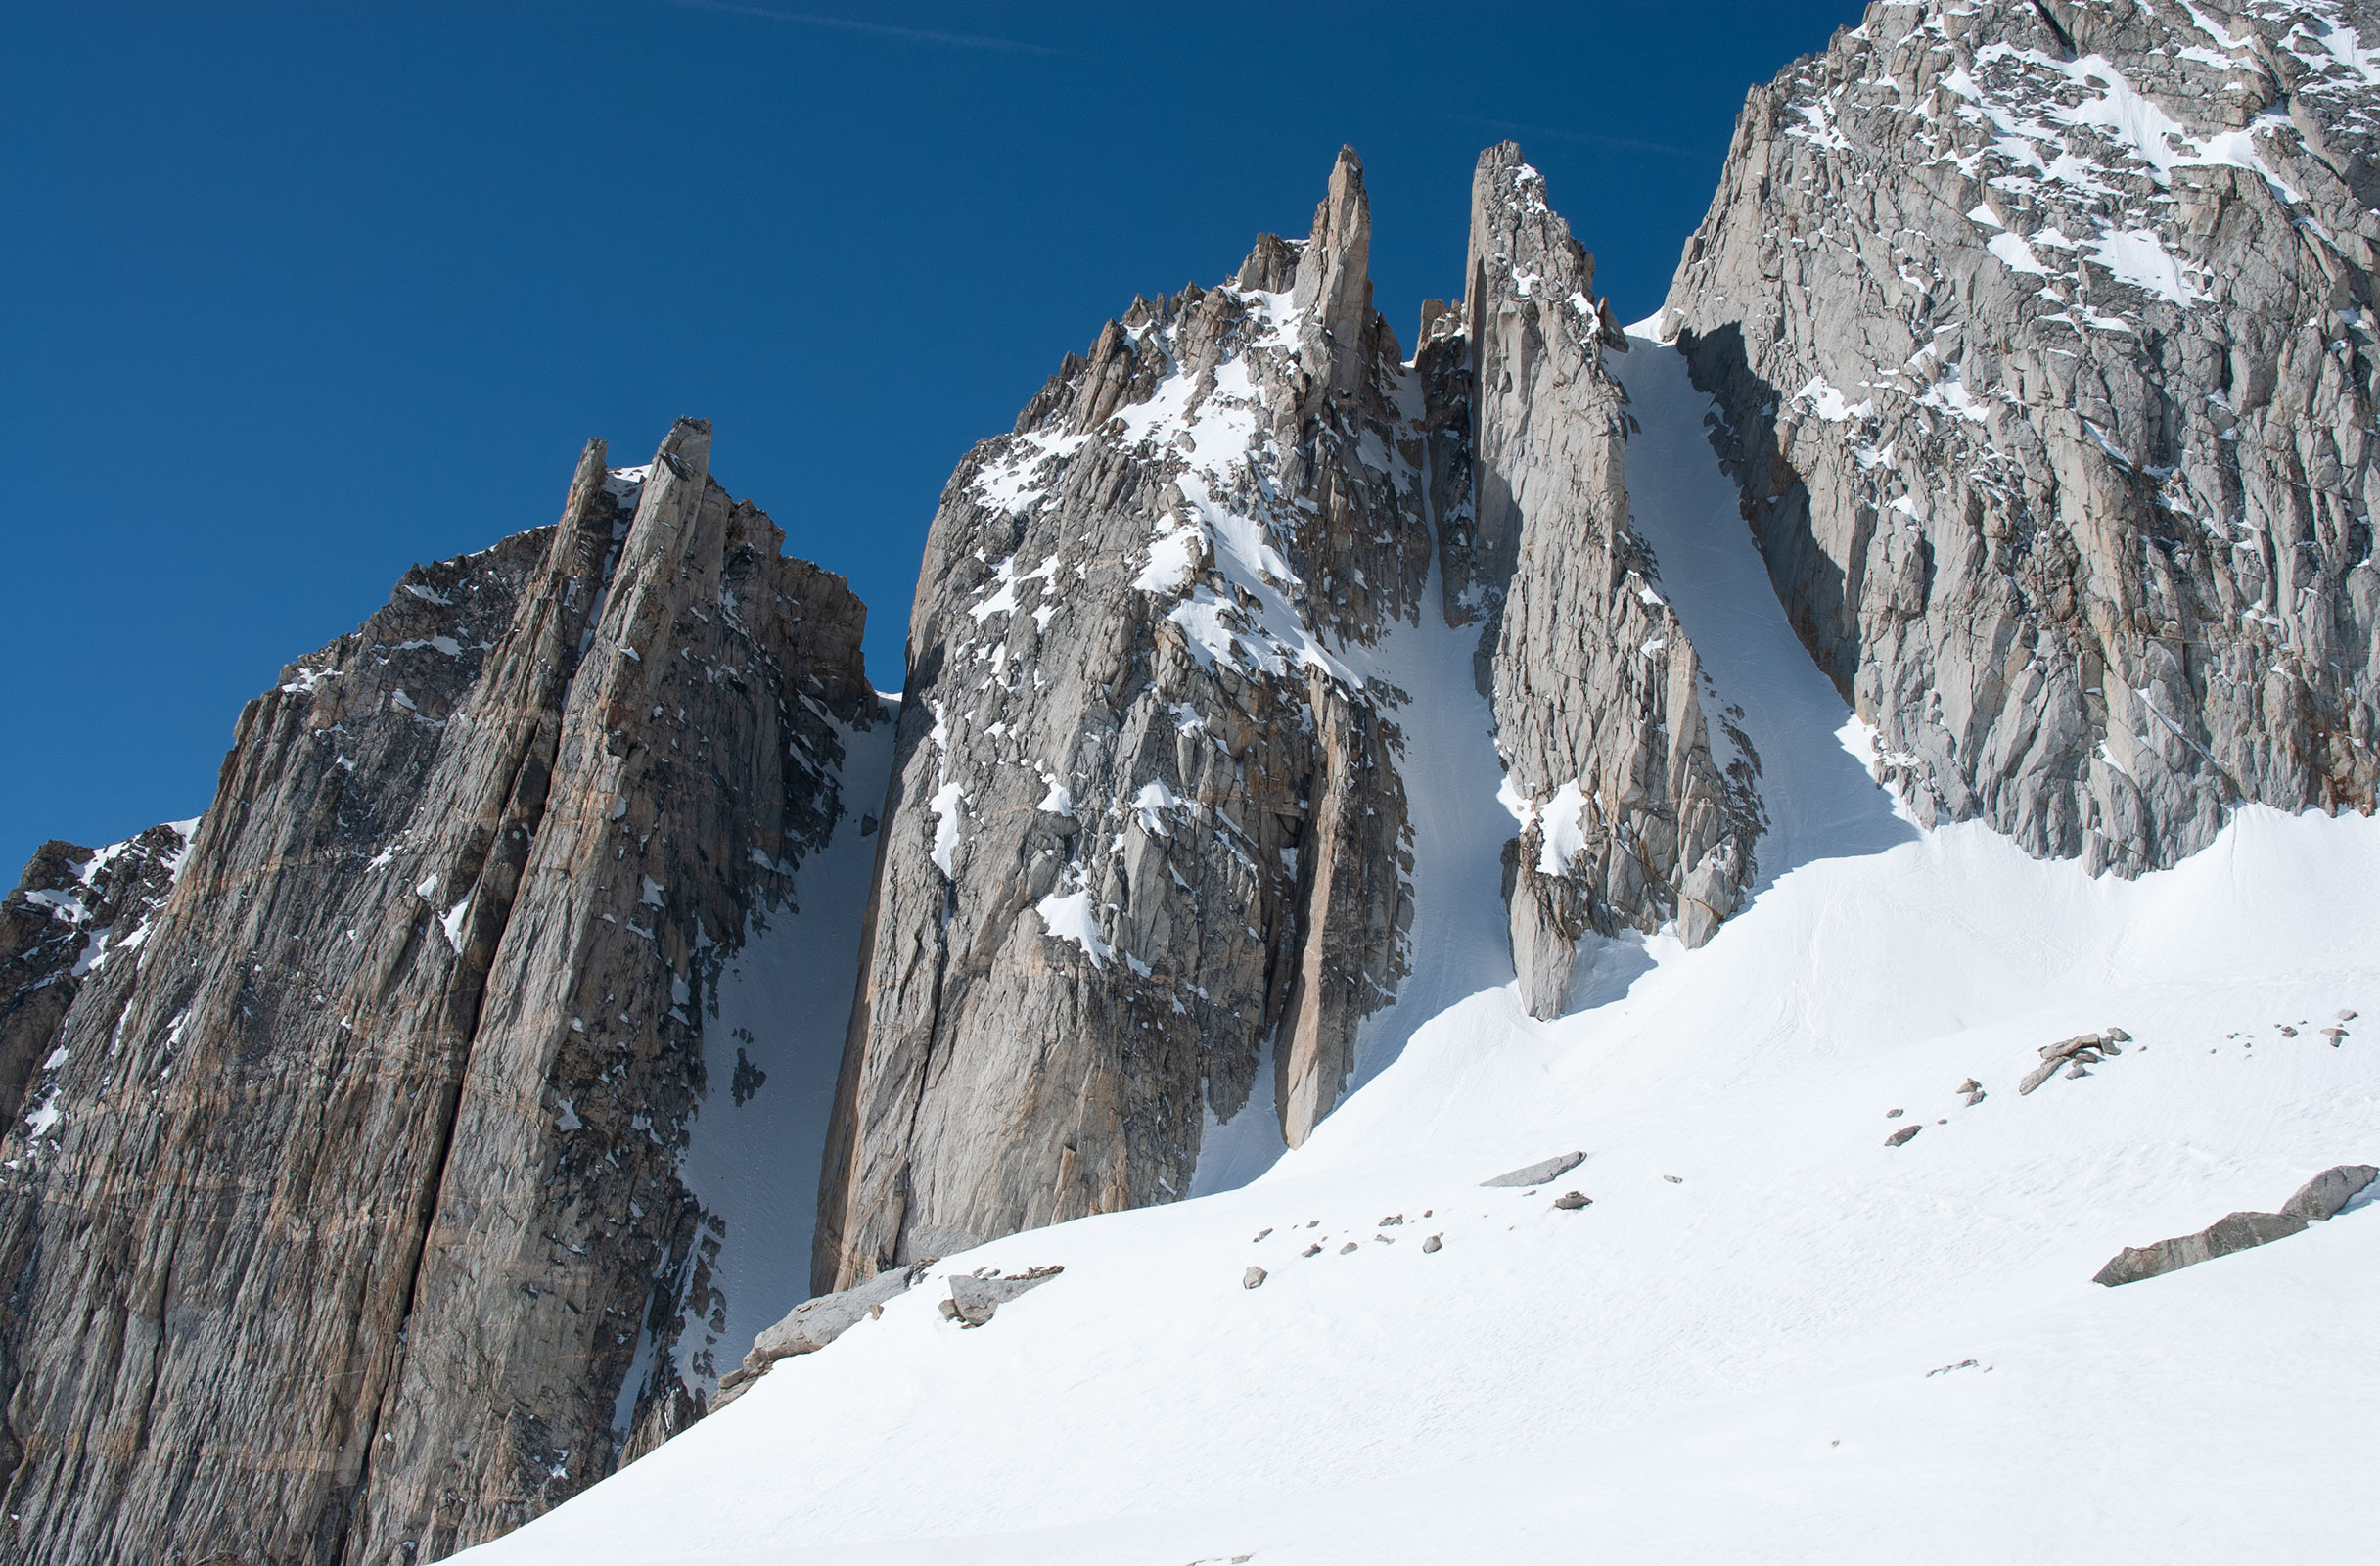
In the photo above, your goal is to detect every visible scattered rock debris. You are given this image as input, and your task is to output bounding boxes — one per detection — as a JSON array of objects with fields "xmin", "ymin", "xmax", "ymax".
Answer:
[
  {"xmin": 1885, "ymin": 1108, "xmax": 1904, "ymax": 1119},
  {"xmin": 1663, "ymin": 1174, "xmax": 1684, "ymax": 1184},
  {"xmin": 1926, "ymin": 1359, "xmax": 1980, "ymax": 1377},
  {"xmin": 1252, "ymin": 1228, "xmax": 1271, "ymax": 1243},
  {"xmin": 1338, "ymin": 1242, "xmax": 1358, "ymax": 1255},
  {"xmin": 1302, "ymin": 1243, "xmax": 1321, "ymax": 1258},
  {"xmin": 2021, "ymin": 1029, "xmax": 2132, "ymax": 1094},
  {"xmin": 1380, "ymin": 1214, "xmax": 1404, "ymax": 1226}
]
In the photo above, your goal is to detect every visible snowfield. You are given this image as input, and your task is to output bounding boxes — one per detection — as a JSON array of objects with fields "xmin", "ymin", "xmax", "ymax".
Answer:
[{"xmin": 455, "ymin": 340, "xmax": 2379, "ymax": 1565}]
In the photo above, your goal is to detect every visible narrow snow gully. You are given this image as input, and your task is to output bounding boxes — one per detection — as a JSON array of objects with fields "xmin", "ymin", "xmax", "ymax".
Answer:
[
  {"xmin": 675, "ymin": 704, "xmax": 899, "ymax": 1398},
  {"xmin": 1609, "ymin": 330, "xmax": 1918, "ymax": 883}
]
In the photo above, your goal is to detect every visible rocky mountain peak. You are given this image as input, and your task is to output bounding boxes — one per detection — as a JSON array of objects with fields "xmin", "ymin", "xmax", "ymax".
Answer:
[
  {"xmin": 815, "ymin": 146, "xmax": 1449, "ymax": 1294},
  {"xmin": 1292, "ymin": 144, "xmax": 1378, "ymax": 402},
  {"xmin": 1668, "ymin": 0, "xmax": 2380, "ymax": 877}
]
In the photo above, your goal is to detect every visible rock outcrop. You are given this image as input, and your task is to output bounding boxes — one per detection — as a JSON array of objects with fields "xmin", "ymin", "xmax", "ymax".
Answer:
[
  {"xmin": 1466, "ymin": 144, "xmax": 1764, "ymax": 1015},
  {"xmin": 1666, "ymin": 0, "xmax": 2380, "ymax": 874},
  {"xmin": 0, "ymin": 423, "xmax": 886, "ymax": 1565},
  {"xmin": 2092, "ymin": 1162, "xmax": 2375, "ymax": 1284},
  {"xmin": 0, "ymin": 822, "xmax": 192, "ymax": 1127},
  {"xmin": 712, "ymin": 1263, "xmax": 921, "ymax": 1410},
  {"xmin": 815, "ymin": 148, "xmax": 1449, "ymax": 1292}
]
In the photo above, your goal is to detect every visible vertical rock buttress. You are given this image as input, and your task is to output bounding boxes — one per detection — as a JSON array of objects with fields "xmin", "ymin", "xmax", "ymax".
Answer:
[
  {"xmin": 814, "ymin": 149, "xmax": 1454, "ymax": 1291},
  {"xmin": 0, "ymin": 422, "xmax": 882, "ymax": 1564}
]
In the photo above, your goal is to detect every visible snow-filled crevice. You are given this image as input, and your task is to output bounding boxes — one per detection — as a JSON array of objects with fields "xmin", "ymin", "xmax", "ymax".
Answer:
[
  {"xmin": 1610, "ymin": 333, "xmax": 1920, "ymax": 882},
  {"xmin": 670, "ymin": 705, "xmax": 898, "ymax": 1396}
]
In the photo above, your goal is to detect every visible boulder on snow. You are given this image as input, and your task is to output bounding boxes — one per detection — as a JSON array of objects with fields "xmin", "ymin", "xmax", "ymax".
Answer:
[
  {"xmin": 2279, "ymin": 1164, "xmax": 2378, "ymax": 1222},
  {"xmin": 1482, "ymin": 1151, "xmax": 1585, "ymax": 1187},
  {"xmin": 1421, "ymin": 1235, "xmax": 1442, "ymax": 1253},
  {"xmin": 713, "ymin": 1264, "xmax": 924, "ymax": 1408},
  {"xmin": 1242, "ymin": 1266, "xmax": 1267, "ymax": 1289},
  {"xmin": 2018, "ymin": 1059, "xmax": 2062, "ymax": 1095},
  {"xmin": 2092, "ymin": 1211, "xmax": 2307, "ymax": 1286},
  {"xmin": 941, "ymin": 1265, "xmax": 1064, "ymax": 1327},
  {"xmin": 1552, "ymin": 1190, "xmax": 1592, "ymax": 1210},
  {"xmin": 2094, "ymin": 1167, "xmax": 2374, "ymax": 1286},
  {"xmin": 1885, "ymin": 1125, "xmax": 1921, "ymax": 1148}
]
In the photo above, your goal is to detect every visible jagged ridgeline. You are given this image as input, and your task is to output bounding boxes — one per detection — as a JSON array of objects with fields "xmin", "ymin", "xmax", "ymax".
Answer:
[
  {"xmin": 7, "ymin": 1, "xmax": 2380, "ymax": 1555},
  {"xmin": 813, "ymin": 149, "xmax": 1446, "ymax": 1292},
  {"xmin": 1667, "ymin": 0, "xmax": 2380, "ymax": 872},
  {"xmin": 0, "ymin": 423, "xmax": 888, "ymax": 1564}
]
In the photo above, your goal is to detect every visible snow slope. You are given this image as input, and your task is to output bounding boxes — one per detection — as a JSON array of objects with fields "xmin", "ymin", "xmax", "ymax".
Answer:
[{"xmin": 458, "ymin": 342, "xmax": 2379, "ymax": 1564}]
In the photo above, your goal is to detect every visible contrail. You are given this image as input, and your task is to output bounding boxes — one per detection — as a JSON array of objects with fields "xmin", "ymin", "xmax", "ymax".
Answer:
[{"xmin": 661, "ymin": 0, "xmax": 1073, "ymax": 58}]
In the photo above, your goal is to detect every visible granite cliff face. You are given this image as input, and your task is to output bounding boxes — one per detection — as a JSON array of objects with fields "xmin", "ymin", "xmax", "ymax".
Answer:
[
  {"xmin": 814, "ymin": 149, "xmax": 1449, "ymax": 1291},
  {"xmin": 0, "ymin": 423, "xmax": 886, "ymax": 1564},
  {"xmin": 9, "ymin": 9, "xmax": 2380, "ymax": 1550},
  {"xmin": 1465, "ymin": 144, "xmax": 1765, "ymax": 1017},
  {"xmin": 0, "ymin": 822, "xmax": 191, "ymax": 1128},
  {"xmin": 1666, "ymin": 0, "xmax": 2380, "ymax": 873}
]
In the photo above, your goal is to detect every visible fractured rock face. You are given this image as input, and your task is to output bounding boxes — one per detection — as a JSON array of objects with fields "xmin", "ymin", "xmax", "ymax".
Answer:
[
  {"xmin": 1667, "ymin": 0, "xmax": 2380, "ymax": 875},
  {"xmin": 0, "ymin": 422, "xmax": 885, "ymax": 1565},
  {"xmin": 0, "ymin": 822, "xmax": 192, "ymax": 1127},
  {"xmin": 1466, "ymin": 142, "xmax": 1764, "ymax": 1015},
  {"xmin": 815, "ymin": 148, "xmax": 1452, "ymax": 1291}
]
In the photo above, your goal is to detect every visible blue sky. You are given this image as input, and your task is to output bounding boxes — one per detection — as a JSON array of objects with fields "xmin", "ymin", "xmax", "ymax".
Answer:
[{"xmin": 1, "ymin": 1, "xmax": 1863, "ymax": 872}]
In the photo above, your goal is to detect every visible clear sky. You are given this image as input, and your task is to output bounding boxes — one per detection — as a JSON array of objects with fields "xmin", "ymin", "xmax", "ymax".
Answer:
[{"xmin": 2, "ymin": 0, "xmax": 1864, "ymax": 873}]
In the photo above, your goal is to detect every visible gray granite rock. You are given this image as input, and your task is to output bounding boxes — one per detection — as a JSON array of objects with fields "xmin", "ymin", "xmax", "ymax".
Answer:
[
  {"xmin": 1667, "ymin": 0, "xmax": 2380, "ymax": 876},
  {"xmin": 0, "ymin": 823, "xmax": 191, "ymax": 1126},
  {"xmin": 2279, "ymin": 1162, "xmax": 2378, "ymax": 1221},
  {"xmin": 942, "ymin": 1265, "xmax": 1064, "ymax": 1327},
  {"xmin": 1468, "ymin": 143, "xmax": 1764, "ymax": 1015},
  {"xmin": 815, "ymin": 149, "xmax": 1449, "ymax": 1293},
  {"xmin": 0, "ymin": 424, "xmax": 885, "ymax": 1565},
  {"xmin": 2095, "ymin": 1163, "xmax": 2375, "ymax": 1284},
  {"xmin": 1481, "ymin": 1150, "xmax": 1585, "ymax": 1187},
  {"xmin": 713, "ymin": 1265, "xmax": 923, "ymax": 1409},
  {"xmin": 2093, "ymin": 1208, "xmax": 2309, "ymax": 1285}
]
